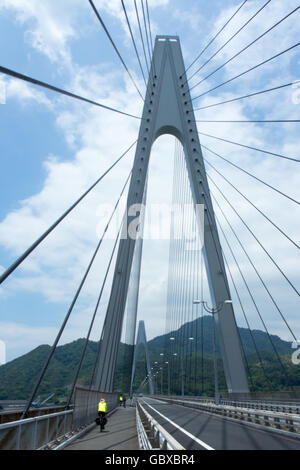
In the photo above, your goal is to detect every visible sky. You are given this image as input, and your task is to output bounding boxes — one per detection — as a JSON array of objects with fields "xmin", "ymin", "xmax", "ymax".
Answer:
[{"xmin": 0, "ymin": 0, "xmax": 299, "ymax": 363}]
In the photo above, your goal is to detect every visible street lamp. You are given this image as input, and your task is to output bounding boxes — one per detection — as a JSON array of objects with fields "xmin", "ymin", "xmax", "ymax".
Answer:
[
  {"xmin": 152, "ymin": 364, "xmax": 160, "ymax": 395},
  {"xmin": 165, "ymin": 361, "xmax": 170, "ymax": 396},
  {"xmin": 157, "ymin": 354, "xmax": 165, "ymax": 395},
  {"xmin": 170, "ymin": 336, "xmax": 194, "ymax": 398},
  {"xmin": 193, "ymin": 299, "xmax": 232, "ymax": 405},
  {"xmin": 153, "ymin": 371, "xmax": 159, "ymax": 394},
  {"xmin": 153, "ymin": 360, "xmax": 165, "ymax": 395}
]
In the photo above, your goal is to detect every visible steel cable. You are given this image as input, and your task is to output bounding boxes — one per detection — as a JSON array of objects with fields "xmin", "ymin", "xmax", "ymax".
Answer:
[
  {"xmin": 191, "ymin": 42, "xmax": 300, "ymax": 101},
  {"xmin": 22, "ymin": 170, "xmax": 131, "ymax": 417},
  {"xmin": 204, "ymin": 158, "xmax": 300, "ymax": 249},
  {"xmin": 202, "ymin": 144, "xmax": 299, "ymax": 205},
  {"xmin": 184, "ymin": 0, "xmax": 248, "ymax": 78},
  {"xmin": 0, "ymin": 141, "xmax": 137, "ymax": 285},
  {"xmin": 206, "ymin": 173, "xmax": 300, "ymax": 297},
  {"xmin": 210, "ymin": 190, "xmax": 298, "ymax": 342},
  {"xmin": 88, "ymin": 0, "xmax": 144, "ymax": 102},
  {"xmin": 194, "ymin": 81, "xmax": 300, "ymax": 117},
  {"xmin": 189, "ymin": 5, "xmax": 300, "ymax": 91},
  {"xmin": 198, "ymin": 130, "xmax": 300, "ymax": 163},
  {"xmin": 187, "ymin": 0, "xmax": 272, "ymax": 87},
  {"xmin": 0, "ymin": 65, "xmax": 142, "ymax": 119}
]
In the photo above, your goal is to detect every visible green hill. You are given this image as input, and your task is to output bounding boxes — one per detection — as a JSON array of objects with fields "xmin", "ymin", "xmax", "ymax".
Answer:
[
  {"xmin": 0, "ymin": 316, "xmax": 298, "ymax": 402},
  {"xmin": 147, "ymin": 315, "xmax": 292, "ymax": 356}
]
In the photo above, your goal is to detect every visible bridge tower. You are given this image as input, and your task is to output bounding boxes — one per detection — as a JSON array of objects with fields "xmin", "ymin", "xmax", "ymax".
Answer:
[
  {"xmin": 95, "ymin": 36, "xmax": 249, "ymax": 394},
  {"xmin": 130, "ymin": 320, "xmax": 154, "ymax": 396}
]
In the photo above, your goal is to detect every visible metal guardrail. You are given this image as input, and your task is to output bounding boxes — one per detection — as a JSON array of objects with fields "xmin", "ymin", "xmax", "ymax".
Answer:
[
  {"xmin": 220, "ymin": 400, "xmax": 300, "ymax": 415},
  {"xmin": 0, "ymin": 387, "xmax": 120, "ymax": 450},
  {"xmin": 0, "ymin": 409, "xmax": 73, "ymax": 450},
  {"xmin": 0, "ymin": 406, "xmax": 66, "ymax": 425},
  {"xmin": 136, "ymin": 405, "xmax": 152, "ymax": 450},
  {"xmin": 156, "ymin": 395, "xmax": 300, "ymax": 414},
  {"xmin": 136, "ymin": 401, "xmax": 184, "ymax": 450},
  {"xmin": 157, "ymin": 397, "xmax": 300, "ymax": 434}
]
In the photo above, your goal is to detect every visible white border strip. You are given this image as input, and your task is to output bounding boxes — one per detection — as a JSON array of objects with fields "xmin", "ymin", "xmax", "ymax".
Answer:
[
  {"xmin": 138, "ymin": 402, "xmax": 184, "ymax": 450},
  {"xmin": 141, "ymin": 399, "xmax": 214, "ymax": 450}
]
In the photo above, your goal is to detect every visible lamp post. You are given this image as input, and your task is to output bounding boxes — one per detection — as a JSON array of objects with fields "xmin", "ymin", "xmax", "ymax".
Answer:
[
  {"xmin": 151, "ymin": 368, "xmax": 154, "ymax": 394},
  {"xmin": 165, "ymin": 361, "xmax": 170, "ymax": 396},
  {"xmin": 193, "ymin": 299, "xmax": 232, "ymax": 405},
  {"xmin": 158, "ymin": 353, "xmax": 171, "ymax": 397},
  {"xmin": 153, "ymin": 360, "xmax": 164, "ymax": 395},
  {"xmin": 159, "ymin": 353, "xmax": 164, "ymax": 395},
  {"xmin": 170, "ymin": 336, "xmax": 194, "ymax": 398},
  {"xmin": 153, "ymin": 363, "xmax": 160, "ymax": 395}
]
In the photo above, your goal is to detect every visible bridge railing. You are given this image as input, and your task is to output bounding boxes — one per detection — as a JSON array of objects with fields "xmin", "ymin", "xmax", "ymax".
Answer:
[
  {"xmin": 219, "ymin": 399, "xmax": 300, "ymax": 414},
  {"xmin": 0, "ymin": 387, "xmax": 119, "ymax": 450},
  {"xmin": 154, "ymin": 395, "xmax": 300, "ymax": 414},
  {"xmin": 136, "ymin": 401, "xmax": 184, "ymax": 450},
  {"xmin": 0, "ymin": 409, "xmax": 73, "ymax": 450},
  {"xmin": 0, "ymin": 405, "xmax": 67, "ymax": 425},
  {"xmin": 154, "ymin": 397, "xmax": 300, "ymax": 434}
]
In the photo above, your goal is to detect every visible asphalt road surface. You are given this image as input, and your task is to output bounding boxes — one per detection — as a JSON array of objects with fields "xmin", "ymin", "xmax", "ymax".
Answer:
[{"xmin": 140, "ymin": 397, "xmax": 300, "ymax": 450}]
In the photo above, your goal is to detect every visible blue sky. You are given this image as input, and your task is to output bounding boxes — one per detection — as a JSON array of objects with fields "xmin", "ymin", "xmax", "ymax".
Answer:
[{"xmin": 0, "ymin": 0, "xmax": 299, "ymax": 362}]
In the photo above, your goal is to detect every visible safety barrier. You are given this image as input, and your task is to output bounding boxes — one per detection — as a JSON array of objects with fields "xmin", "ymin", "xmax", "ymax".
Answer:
[
  {"xmin": 156, "ymin": 395, "xmax": 300, "ymax": 414},
  {"xmin": 155, "ymin": 397, "xmax": 300, "ymax": 434},
  {"xmin": 0, "ymin": 405, "xmax": 66, "ymax": 425},
  {"xmin": 0, "ymin": 409, "xmax": 73, "ymax": 450},
  {"xmin": 220, "ymin": 399, "xmax": 300, "ymax": 415},
  {"xmin": 0, "ymin": 387, "xmax": 119, "ymax": 450},
  {"xmin": 136, "ymin": 401, "xmax": 184, "ymax": 450}
]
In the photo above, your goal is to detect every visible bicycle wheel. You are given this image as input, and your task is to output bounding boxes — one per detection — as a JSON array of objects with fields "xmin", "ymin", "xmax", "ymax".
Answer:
[{"xmin": 100, "ymin": 416, "xmax": 105, "ymax": 432}]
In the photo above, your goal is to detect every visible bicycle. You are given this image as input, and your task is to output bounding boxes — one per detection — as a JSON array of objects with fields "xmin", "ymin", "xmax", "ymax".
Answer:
[{"xmin": 96, "ymin": 412, "xmax": 107, "ymax": 432}]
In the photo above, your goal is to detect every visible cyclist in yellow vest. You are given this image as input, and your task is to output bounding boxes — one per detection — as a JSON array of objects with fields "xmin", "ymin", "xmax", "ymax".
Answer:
[
  {"xmin": 98, "ymin": 398, "xmax": 107, "ymax": 430},
  {"xmin": 98, "ymin": 398, "xmax": 107, "ymax": 413},
  {"xmin": 119, "ymin": 394, "xmax": 123, "ymax": 407}
]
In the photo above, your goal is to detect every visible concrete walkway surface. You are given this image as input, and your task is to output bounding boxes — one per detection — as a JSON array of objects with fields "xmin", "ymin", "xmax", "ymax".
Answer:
[{"xmin": 65, "ymin": 406, "xmax": 139, "ymax": 451}]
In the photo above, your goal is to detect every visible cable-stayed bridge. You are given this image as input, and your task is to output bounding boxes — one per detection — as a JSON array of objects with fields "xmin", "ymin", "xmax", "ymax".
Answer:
[{"xmin": 0, "ymin": 0, "xmax": 299, "ymax": 451}]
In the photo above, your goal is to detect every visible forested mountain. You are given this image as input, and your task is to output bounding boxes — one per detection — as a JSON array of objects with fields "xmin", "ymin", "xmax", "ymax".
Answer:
[{"xmin": 0, "ymin": 316, "xmax": 298, "ymax": 401}]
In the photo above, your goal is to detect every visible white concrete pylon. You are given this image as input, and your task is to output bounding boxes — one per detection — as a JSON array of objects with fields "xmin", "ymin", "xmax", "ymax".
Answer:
[
  {"xmin": 95, "ymin": 35, "xmax": 249, "ymax": 394},
  {"xmin": 130, "ymin": 320, "xmax": 154, "ymax": 396}
]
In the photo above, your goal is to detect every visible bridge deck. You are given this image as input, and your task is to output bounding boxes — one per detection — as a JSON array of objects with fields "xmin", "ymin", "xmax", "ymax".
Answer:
[
  {"xmin": 141, "ymin": 397, "xmax": 300, "ymax": 450},
  {"xmin": 65, "ymin": 406, "xmax": 139, "ymax": 451}
]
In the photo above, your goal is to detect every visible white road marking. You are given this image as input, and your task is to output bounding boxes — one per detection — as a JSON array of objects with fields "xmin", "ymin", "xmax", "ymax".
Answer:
[{"xmin": 142, "ymin": 399, "xmax": 215, "ymax": 451}]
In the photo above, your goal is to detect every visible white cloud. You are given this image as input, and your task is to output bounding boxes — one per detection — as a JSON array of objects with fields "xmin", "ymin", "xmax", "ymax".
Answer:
[
  {"xmin": 0, "ymin": 76, "xmax": 53, "ymax": 108},
  {"xmin": 0, "ymin": 0, "xmax": 85, "ymax": 64},
  {"xmin": 0, "ymin": 310, "xmax": 105, "ymax": 361},
  {"xmin": 190, "ymin": 0, "xmax": 300, "ymax": 91},
  {"xmin": 0, "ymin": 0, "xmax": 299, "ymax": 363},
  {"xmin": 172, "ymin": 8, "xmax": 204, "ymax": 32}
]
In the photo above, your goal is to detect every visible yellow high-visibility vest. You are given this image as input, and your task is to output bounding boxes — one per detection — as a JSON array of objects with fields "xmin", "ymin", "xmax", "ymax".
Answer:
[
  {"xmin": 98, "ymin": 401, "xmax": 107, "ymax": 412},
  {"xmin": 119, "ymin": 396, "xmax": 123, "ymax": 401}
]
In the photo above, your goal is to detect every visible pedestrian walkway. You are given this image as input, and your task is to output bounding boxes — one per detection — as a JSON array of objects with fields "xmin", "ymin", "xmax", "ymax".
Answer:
[{"xmin": 65, "ymin": 406, "xmax": 139, "ymax": 451}]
